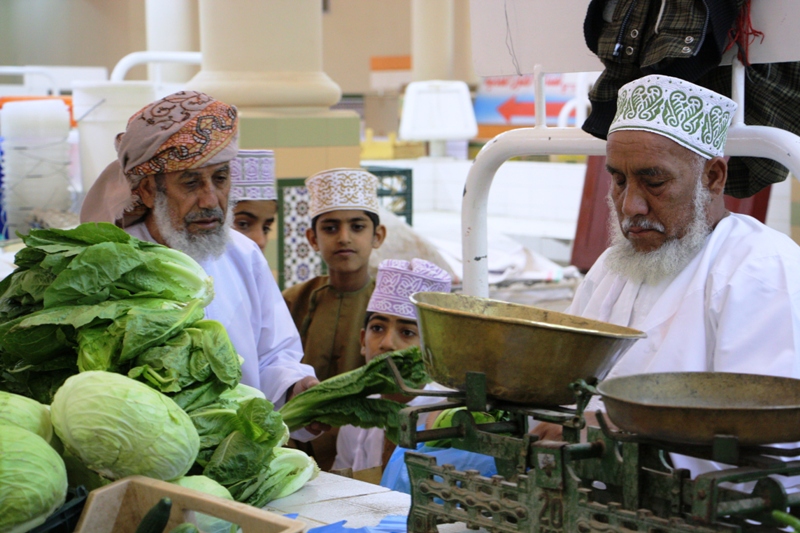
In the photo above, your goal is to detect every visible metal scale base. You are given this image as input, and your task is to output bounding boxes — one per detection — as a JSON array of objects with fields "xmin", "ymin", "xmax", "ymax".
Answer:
[{"xmin": 395, "ymin": 373, "xmax": 800, "ymax": 533}]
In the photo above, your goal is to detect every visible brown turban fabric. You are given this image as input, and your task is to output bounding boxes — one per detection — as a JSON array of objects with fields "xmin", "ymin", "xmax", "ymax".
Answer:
[{"xmin": 80, "ymin": 91, "xmax": 239, "ymax": 225}]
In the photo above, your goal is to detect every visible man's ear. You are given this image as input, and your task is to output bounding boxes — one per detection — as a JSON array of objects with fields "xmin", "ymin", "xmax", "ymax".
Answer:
[
  {"xmin": 306, "ymin": 227, "xmax": 319, "ymax": 252},
  {"xmin": 360, "ymin": 329, "xmax": 366, "ymax": 358},
  {"xmin": 704, "ymin": 156, "xmax": 728, "ymax": 197},
  {"xmin": 138, "ymin": 176, "xmax": 157, "ymax": 209},
  {"xmin": 372, "ymin": 224, "xmax": 387, "ymax": 249}
]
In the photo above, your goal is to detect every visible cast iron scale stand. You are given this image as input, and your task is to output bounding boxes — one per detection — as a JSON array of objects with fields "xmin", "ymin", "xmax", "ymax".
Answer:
[{"xmin": 384, "ymin": 360, "xmax": 800, "ymax": 533}]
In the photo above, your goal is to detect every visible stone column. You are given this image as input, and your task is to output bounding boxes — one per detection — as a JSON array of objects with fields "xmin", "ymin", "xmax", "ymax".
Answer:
[
  {"xmin": 411, "ymin": 0, "xmax": 454, "ymax": 81},
  {"xmin": 189, "ymin": 0, "xmax": 341, "ymax": 110},
  {"xmin": 452, "ymin": 0, "xmax": 479, "ymax": 87},
  {"xmin": 145, "ymin": 0, "xmax": 199, "ymax": 83}
]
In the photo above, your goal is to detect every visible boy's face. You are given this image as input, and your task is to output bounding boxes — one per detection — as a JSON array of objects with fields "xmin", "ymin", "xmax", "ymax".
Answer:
[
  {"xmin": 306, "ymin": 209, "xmax": 386, "ymax": 275},
  {"xmin": 232, "ymin": 199, "xmax": 277, "ymax": 250},
  {"xmin": 361, "ymin": 313, "xmax": 420, "ymax": 362}
]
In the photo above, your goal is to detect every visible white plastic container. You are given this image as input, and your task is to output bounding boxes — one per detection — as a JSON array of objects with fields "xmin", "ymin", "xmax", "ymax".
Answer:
[
  {"xmin": 72, "ymin": 81, "xmax": 156, "ymax": 193},
  {"xmin": 1, "ymin": 99, "xmax": 72, "ymax": 235}
]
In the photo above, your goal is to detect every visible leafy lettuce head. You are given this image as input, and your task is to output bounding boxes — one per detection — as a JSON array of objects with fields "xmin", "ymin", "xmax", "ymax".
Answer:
[
  {"xmin": 0, "ymin": 425, "xmax": 68, "ymax": 533},
  {"xmin": 51, "ymin": 371, "xmax": 199, "ymax": 481}
]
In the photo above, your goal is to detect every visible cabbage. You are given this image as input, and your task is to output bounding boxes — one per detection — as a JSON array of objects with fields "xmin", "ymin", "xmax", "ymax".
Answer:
[
  {"xmin": 172, "ymin": 476, "xmax": 235, "ymax": 533},
  {"xmin": 0, "ymin": 425, "xmax": 68, "ymax": 533},
  {"xmin": 0, "ymin": 390, "xmax": 53, "ymax": 445},
  {"xmin": 50, "ymin": 371, "xmax": 200, "ymax": 481},
  {"xmin": 172, "ymin": 475, "xmax": 233, "ymax": 500}
]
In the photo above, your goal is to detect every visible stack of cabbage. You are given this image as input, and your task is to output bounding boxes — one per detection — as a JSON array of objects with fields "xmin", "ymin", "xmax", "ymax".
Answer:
[
  {"xmin": 0, "ymin": 391, "xmax": 67, "ymax": 532},
  {"xmin": 0, "ymin": 223, "xmax": 318, "ymax": 530}
]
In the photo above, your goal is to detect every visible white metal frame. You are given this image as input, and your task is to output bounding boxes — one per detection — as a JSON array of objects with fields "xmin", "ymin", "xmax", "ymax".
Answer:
[
  {"xmin": 461, "ymin": 59, "xmax": 800, "ymax": 297},
  {"xmin": 109, "ymin": 51, "xmax": 202, "ymax": 83}
]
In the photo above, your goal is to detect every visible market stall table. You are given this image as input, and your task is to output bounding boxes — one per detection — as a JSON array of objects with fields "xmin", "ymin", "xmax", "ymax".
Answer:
[{"xmin": 266, "ymin": 472, "xmax": 475, "ymax": 532}]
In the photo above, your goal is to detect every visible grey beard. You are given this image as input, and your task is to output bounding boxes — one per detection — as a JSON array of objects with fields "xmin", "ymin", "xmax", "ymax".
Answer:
[
  {"xmin": 152, "ymin": 191, "xmax": 232, "ymax": 262},
  {"xmin": 604, "ymin": 178, "xmax": 711, "ymax": 285}
]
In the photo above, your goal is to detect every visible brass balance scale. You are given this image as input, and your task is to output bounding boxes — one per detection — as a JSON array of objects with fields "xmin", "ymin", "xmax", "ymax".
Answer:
[{"xmin": 387, "ymin": 292, "xmax": 800, "ymax": 533}]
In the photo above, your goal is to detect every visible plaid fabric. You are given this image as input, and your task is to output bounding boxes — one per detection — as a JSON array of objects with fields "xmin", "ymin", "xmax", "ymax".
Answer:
[
  {"xmin": 700, "ymin": 63, "xmax": 800, "ymax": 197},
  {"xmin": 584, "ymin": 0, "xmax": 742, "ymax": 137},
  {"xmin": 582, "ymin": 0, "xmax": 800, "ymax": 198}
]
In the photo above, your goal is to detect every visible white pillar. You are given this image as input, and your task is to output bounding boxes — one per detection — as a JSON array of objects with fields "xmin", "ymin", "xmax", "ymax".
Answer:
[
  {"xmin": 411, "ymin": 0, "xmax": 454, "ymax": 81},
  {"xmin": 453, "ymin": 0, "xmax": 479, "ymax": 86},
  {"xmin": 189, "ymin": 0, "xmax": 341, "ymax": 109},
  {"xmin": 145, "ymin": 0, "xmax": 199, "ymax": 84}
]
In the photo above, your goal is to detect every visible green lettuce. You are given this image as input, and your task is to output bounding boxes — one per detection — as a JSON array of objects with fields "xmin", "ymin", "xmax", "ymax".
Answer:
[{"xmin": 279, "ymin": 346, "xmax": 430, "ymax": 442}]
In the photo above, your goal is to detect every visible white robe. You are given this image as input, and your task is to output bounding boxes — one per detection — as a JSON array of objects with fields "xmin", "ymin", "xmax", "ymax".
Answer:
[
  {"xmin": 569, "ymin": 213, "xmax": 800, "ymax": 480},
  {"xmin": 125, "ymin": 223, "xmax": 315, "ymax": 408}
]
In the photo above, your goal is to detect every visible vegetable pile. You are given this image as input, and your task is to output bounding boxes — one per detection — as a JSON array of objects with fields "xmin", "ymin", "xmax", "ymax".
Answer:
[{"xmin": 0, "ymin": 223, "xmax": 318, "ymax": 532}]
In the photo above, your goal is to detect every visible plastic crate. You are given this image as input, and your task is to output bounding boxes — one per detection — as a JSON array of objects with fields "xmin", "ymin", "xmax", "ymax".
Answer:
[
  {"xmin": 73, "ymin": 476, "xmax": 306, "ymax": 533},
  {"xmin": 30, "ymin": 486, "xmax": 89, "ymax": 533}
]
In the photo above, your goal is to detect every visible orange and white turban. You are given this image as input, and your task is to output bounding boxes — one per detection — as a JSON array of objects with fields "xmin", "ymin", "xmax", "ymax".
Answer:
[{"xmin": 80, "ymin": 91, "xmax": 239, "ymax": 225}]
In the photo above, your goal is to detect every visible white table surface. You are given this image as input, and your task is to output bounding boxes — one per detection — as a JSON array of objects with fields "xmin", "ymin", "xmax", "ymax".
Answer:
[
  {"xmin": 265, "ymin": 472, "xmax": 412, "ymax": 529},
  {"xmin": 266, "ymin": 472, "xmax": 483, "ymax": 533}
]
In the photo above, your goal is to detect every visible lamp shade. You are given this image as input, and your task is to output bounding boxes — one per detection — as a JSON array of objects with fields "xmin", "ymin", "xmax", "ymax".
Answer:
[{"xmin": 399, "ymin": 80, "xmax": 477, "ymax": 141}]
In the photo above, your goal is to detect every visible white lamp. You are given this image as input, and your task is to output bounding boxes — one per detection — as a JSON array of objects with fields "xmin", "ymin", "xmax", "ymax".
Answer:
[{"xmin": 399, "ymin": 80, "xmax": 477, "ymax": 157}]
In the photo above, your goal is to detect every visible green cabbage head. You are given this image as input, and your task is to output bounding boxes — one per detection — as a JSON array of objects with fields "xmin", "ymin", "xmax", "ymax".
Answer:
[
  {"xmin": 0, "ymin": 390, "xmax": 54, "ymax": 445},
  {"xmin": 0, "ymin": 425, "xmax": 68, "ymax": 533},
  {"xmin": 51, "ymin": 371, "xmax": 200, "ymax": 481}
]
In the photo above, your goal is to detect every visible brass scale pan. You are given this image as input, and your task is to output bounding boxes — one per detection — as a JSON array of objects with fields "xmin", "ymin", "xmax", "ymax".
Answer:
[{"xmin": 412, "ymin": 292, "xmax": 800, "ymax": 446}]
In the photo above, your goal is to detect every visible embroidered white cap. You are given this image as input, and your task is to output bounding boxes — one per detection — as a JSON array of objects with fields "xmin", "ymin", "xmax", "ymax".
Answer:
[
  {"xmin": 609, "ymin": 75, "xmax": 737, "ymax": 159},
  {"xmin": 367, "ymin": 258, "xmax": 452, "ymax": 320},
  {"xmin": 230, "ymin": 150, "xmax": 276, "ymax": 201},
  {"xmin": 305, "ymin": 168, "xmax": 380, "ymax": 219}
]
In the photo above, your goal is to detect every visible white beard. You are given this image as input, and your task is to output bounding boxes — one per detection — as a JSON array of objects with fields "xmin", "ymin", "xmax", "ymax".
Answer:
[
  {"xmin": 152, "ymin": 190, "xmax": 232, "ymax": 262},
  {"xmin": 604, "ymin": 178, "xmax": 711, "ymax": 285}
]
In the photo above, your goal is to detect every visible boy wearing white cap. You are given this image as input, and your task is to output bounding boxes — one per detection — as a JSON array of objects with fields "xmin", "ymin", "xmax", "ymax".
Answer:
[
  {"xmin": 282, "ymin": 168, "xmax": 386, "ymax": 469},
  {"xmin": 229, "ymin": 150, "xmax": 277, "ymax": 250},
  {"xmin": 333, "ymin": 258, "xmax": 452, "ymax": 480}
]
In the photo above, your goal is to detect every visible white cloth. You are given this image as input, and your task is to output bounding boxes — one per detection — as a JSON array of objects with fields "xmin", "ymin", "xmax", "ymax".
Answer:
[
  {"xmin": 569, "ymin": 213, "xmax": 800, "ymax": 481},
  {"xmin": 124, "ymin": 223, "xmax": 316, "ymax": 408},
  {"xmin": 333, "ymin": 382, "xmax": 455, "ymax": 471}
]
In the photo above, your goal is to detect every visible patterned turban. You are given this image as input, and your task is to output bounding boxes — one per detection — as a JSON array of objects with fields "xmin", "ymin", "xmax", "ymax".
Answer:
[{"xmin": 80, "ymin": 91, "xmax": 239, "ymax": 225}]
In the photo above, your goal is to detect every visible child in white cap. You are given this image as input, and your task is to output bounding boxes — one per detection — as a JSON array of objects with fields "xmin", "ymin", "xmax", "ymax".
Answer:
[
  {"xmin": 282, "ymin": 168, "xmax": 387, "ymax": 470},
  {"xmin": 229, "ymin": 150, "xmax": 277, "ymax": 250},
  {"xmin": 332, "ymin": 258, "xmax": 452, "ymax": 481}
]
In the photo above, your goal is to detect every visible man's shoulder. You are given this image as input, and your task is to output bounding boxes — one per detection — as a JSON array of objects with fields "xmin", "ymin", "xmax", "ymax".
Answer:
[{"xmin": 712, "ymin": 214, "xmax": 800, "ymax": 263}]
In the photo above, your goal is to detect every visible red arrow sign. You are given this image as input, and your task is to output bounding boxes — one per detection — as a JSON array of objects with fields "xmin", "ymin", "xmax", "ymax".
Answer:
[
  {"xmin": 498, "ymin": 96, "xmax": 534, "ymax": 122},
  {"xmin": 496, "ymin": 96, "xmax": 567, "ymax": 123}
]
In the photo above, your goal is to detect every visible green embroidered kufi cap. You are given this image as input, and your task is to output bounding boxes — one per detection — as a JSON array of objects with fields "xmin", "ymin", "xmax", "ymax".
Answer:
[{"xmin": 608, "ymin": 75, "xmax": 737, "ymax": 159}]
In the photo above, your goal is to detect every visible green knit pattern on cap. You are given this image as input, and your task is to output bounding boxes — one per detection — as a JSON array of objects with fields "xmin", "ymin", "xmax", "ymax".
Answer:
[{"xmin": 609, "ymin": 76, "xmax": 735, "ymax": 159}]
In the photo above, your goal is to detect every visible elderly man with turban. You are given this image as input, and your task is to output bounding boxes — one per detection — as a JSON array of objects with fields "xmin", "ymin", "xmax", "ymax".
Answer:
[
  {"xmin": 534, "ymin": 76, "xmax": 800, "ymax": 485},
  {"xmin": 81, "ymin": 91, "xmax": 319, "ymax": 421}
]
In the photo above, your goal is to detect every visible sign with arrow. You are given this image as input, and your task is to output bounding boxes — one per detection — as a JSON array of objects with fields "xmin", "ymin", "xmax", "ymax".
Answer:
[{"xmin": 474, "ymin": 73, "xmax": 586, "ymax": 127}]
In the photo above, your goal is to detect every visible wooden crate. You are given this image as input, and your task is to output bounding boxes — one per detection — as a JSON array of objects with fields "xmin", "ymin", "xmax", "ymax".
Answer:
[{"xmin": 74, "ymin": 476, "xmax": 306, "ymax": 533}]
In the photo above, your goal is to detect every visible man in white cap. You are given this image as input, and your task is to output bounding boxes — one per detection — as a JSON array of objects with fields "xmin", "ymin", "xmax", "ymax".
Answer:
[
  {"xmin": 230, "ymin": 150, "xmax": 278, "ymax": 250},
  {"xmin": 80, "ymin": 92, "xmax": 319, "ymax": 423},
  {"xmin": 539, "ymin": 76, "xmax": 800, "ymax": 479},
  {"xmin": 332, "ymin": 258, "xmax": 452, "ymax": 481}
]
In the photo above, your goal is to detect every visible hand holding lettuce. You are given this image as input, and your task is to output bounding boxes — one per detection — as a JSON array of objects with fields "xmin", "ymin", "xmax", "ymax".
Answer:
[{"xmin": 279, "ymin": 346, "xmax": 430, "ymax": 443}]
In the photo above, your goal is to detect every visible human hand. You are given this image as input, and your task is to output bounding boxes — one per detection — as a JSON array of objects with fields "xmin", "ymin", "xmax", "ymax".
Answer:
[
  {"xmin": 287, "ymin": 377, "xmax": 331, "ymax": 435},
  {"xmin": 530, "ymin": 422, "xmax": 564, "ymax": 441}
]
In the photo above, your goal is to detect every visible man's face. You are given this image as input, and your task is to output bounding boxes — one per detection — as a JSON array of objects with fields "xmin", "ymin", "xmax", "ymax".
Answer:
[
  {"xmin": 361, "ymin": 313, "xmax": 420, "ymax": 362},
  {"xmin": 606, "ymin": 130, "xmax": 706, "ymax": 253},
  {"xmin": 140, "ymin": 161, "xmax": 233, "ymax": 260},
  {"xmin": 156, "ymin": 162, "xmax": 232, "ymax": 234},
  {"xmin": 233, "ymin": 199, "xmax": 278, "ymax": 251},
  {"xmin": 306, "ymin": 210, "xmax": 385, "ymax": 275}
]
